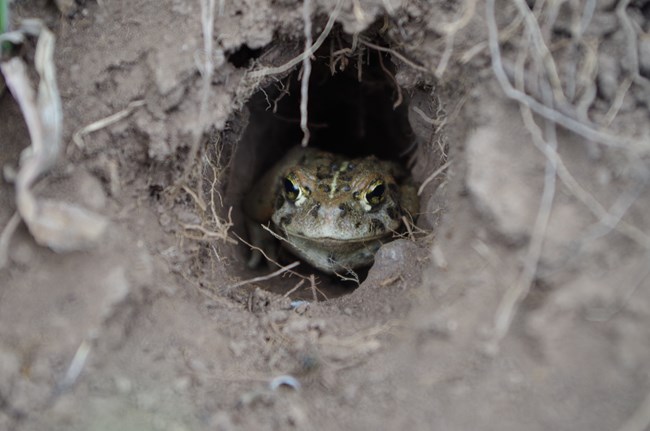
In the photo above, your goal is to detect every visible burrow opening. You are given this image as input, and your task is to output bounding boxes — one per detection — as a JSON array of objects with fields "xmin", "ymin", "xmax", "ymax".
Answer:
[{"xmin": 224, "ymin": 28, "xmax": 448, "ymax": 301}]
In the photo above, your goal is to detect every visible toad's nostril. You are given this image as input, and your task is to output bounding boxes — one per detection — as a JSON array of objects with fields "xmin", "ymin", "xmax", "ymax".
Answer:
[{"xmin": 338, "ymin": 203, "xmax": 349, "ymax": 218}]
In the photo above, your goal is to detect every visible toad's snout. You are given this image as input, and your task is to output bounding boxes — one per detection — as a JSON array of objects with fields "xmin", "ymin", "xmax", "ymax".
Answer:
[{"xmin": 318, "ymin": 205, "xmax": 348, "ymax": 224}]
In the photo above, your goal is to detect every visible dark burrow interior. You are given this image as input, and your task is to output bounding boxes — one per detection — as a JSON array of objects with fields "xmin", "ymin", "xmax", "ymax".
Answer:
[{"xmin": 224, "ymin": 32, "xmax": 437, "ymax": 300}]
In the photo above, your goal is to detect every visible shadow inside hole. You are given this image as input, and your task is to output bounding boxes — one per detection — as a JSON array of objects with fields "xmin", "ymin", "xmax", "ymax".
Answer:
[
  {"xmin": 227, "ymin": 44, "xmax": 264, "ymax": 68},
  {"xmin": 229, "ymin": 35, "xmax": 416, "ymax": 300},
  {"xmin": 250, "ymin": 45, "xmax": 414, "ymax": 165}
]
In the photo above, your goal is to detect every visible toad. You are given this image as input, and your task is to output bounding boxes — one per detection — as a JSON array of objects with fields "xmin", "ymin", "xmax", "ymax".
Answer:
[{"xmin": 244, "ymin": 147, "xmax": 418, "ymax": 275}]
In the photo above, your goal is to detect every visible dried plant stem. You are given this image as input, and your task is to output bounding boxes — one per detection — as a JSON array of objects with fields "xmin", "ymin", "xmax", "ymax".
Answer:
[
  {"xmin": 249, "ymin": 0, "xmax": 343, "ymax": 79},
  {"xmin": 491, "ymin": 34, "xmax": 559, "ymax": 347},
  {"xmin": 57, "ymin": 340, "xmax": 92, "ymax": 393},
  {"xmin": 233, "ymin": 231, "xmax": 310, "ymax": 281},
  {"xmin": 359, "ymin": 39, "xmax": 428, "ymax": 73},
  {"xmin": 376, "ymin": 50, "xmax": 402, "ymax": 109},
  {"xmin": 178, "ymin": 0, "xmax": 215, "ymax": 186},
  {"xmin": 511, "ymin": 0, "xmax": 565, "ymax": 103},
  {"xmin": 493, "ymin": 98, "xmax": 558, "ymax": 347},
  {"xmin": 0, "ymin": 212, "xmax": 21, "ymax": 269},
  {"xmin": 435, "ymin": 33, "xmax": 456, "ymax": 79},
  {"xmin": 484, "ymin": 0, "xmax": 632, "ymax": 149},
  {"xmin": 604, "ymin": 77, "xmax": 633, "ymax": 126},
  {"xmin": 300, "ymin": 0, "xmax": 313, "ymax": 147},
  {"xmin": 435, "ymin": 0, "xmax": 478, "ymax": 78},
  {"xmin": 283, "ymin": 279, "xmax": 306, "ymax": 298},
  {"xmin": 72, "ymin": 100, "xmax": 145, "ymax": 149},
  {"xmin": 417, "ymin": 160, "xmax": 451, "ymax": 196},
  {"xmin": 617, "ymin": 0, "xmax": 650, "ymax": 90},
  {"xmin": 225, "ymin": 261, "xmax": 300, "ymax": 291}
]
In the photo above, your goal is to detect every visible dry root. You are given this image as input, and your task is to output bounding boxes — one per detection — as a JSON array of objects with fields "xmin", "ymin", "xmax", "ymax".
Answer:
[{"xmin": 481, "ymin": 0, "xmax": 650, "ymax": 348}]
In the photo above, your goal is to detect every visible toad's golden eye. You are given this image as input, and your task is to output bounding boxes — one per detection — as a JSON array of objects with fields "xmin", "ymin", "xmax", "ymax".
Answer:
[
  {"xmin": 365, "ymin": 180, "xmax": 385, "ymax": 206},
  {"xmin": 283, "ymin": 176, "xmax": 301, "ymax": 202}
]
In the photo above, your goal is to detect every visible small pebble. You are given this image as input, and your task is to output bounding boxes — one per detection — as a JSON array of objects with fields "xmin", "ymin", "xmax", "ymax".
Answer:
[{"xmin": 269, "ymin": 375, "xmax": 301, "ymax": 391}]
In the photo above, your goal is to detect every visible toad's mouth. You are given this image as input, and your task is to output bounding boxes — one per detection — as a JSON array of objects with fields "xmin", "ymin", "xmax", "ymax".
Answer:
[{"xmin": 281, "ymin": 229, "xmax": 391, "ymax": 245}]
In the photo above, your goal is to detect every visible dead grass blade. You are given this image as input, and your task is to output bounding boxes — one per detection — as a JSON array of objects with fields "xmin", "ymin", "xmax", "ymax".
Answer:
[{"xmin": 1, "ymin": 20, "xmax": 108, "ymax": 256}]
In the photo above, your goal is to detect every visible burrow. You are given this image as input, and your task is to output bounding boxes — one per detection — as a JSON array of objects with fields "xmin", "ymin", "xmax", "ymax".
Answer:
[{"xmin": 213, "ymin": 23, "xmax": 454, "ymax": 300}]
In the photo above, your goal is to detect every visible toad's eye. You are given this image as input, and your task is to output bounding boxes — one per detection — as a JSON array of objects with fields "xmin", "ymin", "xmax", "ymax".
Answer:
[
  {"xmin": 283, "ymin": 176, "xmax": 301, "ymax": 202},
  {"xmin": 365, "ymin": 180, "xmax": 385, "ymax": 206}
]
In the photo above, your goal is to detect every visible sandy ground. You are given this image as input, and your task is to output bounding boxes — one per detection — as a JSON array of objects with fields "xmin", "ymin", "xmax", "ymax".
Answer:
[{"xmin": 1, "ymin": 0, "xmax": 650, "ymax": 430}]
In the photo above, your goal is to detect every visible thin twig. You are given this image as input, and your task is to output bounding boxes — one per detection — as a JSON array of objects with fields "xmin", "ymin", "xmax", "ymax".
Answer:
[
  {"xmin": 581, "ymin": 181, "xmax": 645, "ymax": 242},
  {"xmin": 604, "ymin": 77, "xmax": 633, "ymax": 126},
  {"xmin": 512, "ymin": 0, "xmax": 566, "ymax": 104},
  {"xmin": 484, "ymin": 0, "xmax": 633, "ymax": 149},
  {"xmin": 401, "ymin": 215, "xmax": 414, "ymax": 240},
  {"xmin": 492, "ymin": 36, "xmax": 558, "ymax": 346},
  {"xmin": 417, "ymin": 160, "xmax": 451, "ymax": 196},
  {"xmin": 411, "ymin": 106, "xmax": 444, "ymax": 126},
  {"xmin": 460, "ymin": 14, "xmax": 524, "ymax": 64},
  {"xmin": 182, "ymin": 223, "xmax": 237, "ymax": 244},
  {"xmin": 249, "ymin": 0, "xmax": 344, "ymax": 78},
  {"xmin": 508, "ymin": 35, "xmax": 649, "ymax": 249},
  {"xmin": 435, "ymin": 0, "xmax": 478, "ymax": 77},
  {"xmin": 225, "ymin": 261, "xmax": 300, "ymax": 290},
  {"xmin": 72, "ymin": 100, "xmax": 145, "ymax": 149},
  {"xmin": 376, "ymin": 50, "xmax": 402, "ymax": 109},
  {"xmin": 308, "ymin": 273, "xmax": 329, "ymax": 300},
  {"xmin": 541, "ymin": 146, "xmax": 650, "ymax": 249},
  {"xmin": 182, "ymin": 185, "xmax": 207, "ymax": 213},
  {"xmin": 492, "ymin": 110, "xmax": 557, "ymax": 346},
  {"xmin": 309, "ymin": 274, "xmax": 318, "ymax": 301},
  {"xmin": 573, "ymin": 40, "xmax": 598, "ymax": 121},
  {"xmin": 333, "ymin": 266, "xmax": 360, "ymax": 284},
  {"xmin": 261, "ymin": 223, "xmax": 294, "ymax": 245},
  {"xmin": 233, "ymin": 231, "xmax": 310, "ymax": 280},
  {"xmin": 616, "ymin": 0, "xmax": 650, "ymax": 90},
  {"xmin": 178, "ymin": 0, "xmax": 215, "ymax": 186},
  {"xmin": 435, "ymin": 33, "xmax": 455, "ymax": 79},
  {"xmin": 283, "ymin": 279, "xmax": 306, "ymax": 298},
  {"xmin": 300, "ymin": 0, "xmax": 313, "ymax": 147},
  {"xmin": 359, "ymin": 39, "xmax": 428, "ymax": 72},
  {"xmin": 0, "ymin": 212, "xmax": 21, "ymax": 269},
  {"xmin": 56, "ymin": 340, "xmax": 92, "ymax": 393}
]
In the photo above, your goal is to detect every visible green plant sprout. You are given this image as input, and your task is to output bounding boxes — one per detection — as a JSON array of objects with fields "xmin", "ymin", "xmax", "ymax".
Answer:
[{"xmin": 0, "ymin": 0, "xmax": 9, "ymax": 56}]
